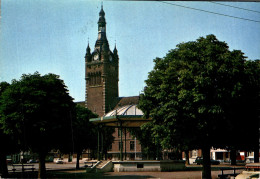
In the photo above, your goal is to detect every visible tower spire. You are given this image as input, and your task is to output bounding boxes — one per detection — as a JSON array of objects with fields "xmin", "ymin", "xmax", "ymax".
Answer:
[
  {"xmin": 95, "ymin": 3, "xmax": 109, "ymax": 51},
  {"xmin": 113, "ymin": 40, "xmax": 118, "ymax": 58},
  {"xmin": 114, "ymin": 40, "xmax": 117, "ymax": 52}
]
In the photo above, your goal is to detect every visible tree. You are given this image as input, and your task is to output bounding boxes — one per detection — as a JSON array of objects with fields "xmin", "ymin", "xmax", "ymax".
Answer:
[
  {"xmin": 244, "ymin": 60, "xmax": 260, "ymax": 163},
  {"xmin": 72, "ymin": 105, "xmax": 97, "ymax": 169},
  {"xmin": 0, "ymin": 82, "xmax": 10, "ymax": 177},
  {"xmin": 0, "ymin": 72, "xmax": 75, "ymax": 178},
  {"xmin": 128, "ymin": 123, "xmax": 159, "ymax": 160},
  {"xmin": 99, "ymin": 127, "xmax": 115, "ymax": 160},
  {"xmin": 60, "ymin": 105, "xmax": 114, "ymax": 165},
  {"xmin": 0, "ymin": 82, "xmax": 19, "ymax": 178},
  {"xmin": 236, "ymin": 60, "xmax": 260, "ymax": 163},
  {"xmin": 138, "ymin": 35, "xmax": 248, "ymax": 178},
  {"xmin": 220, "ymin": 59, "xmax": 260, "ymax": 165}
]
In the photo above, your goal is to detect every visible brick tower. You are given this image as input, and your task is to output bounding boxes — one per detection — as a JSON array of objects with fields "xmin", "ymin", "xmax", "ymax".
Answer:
[{"xmin": 85, "ymin": 5, "xmax": 119, "ymax": 117}]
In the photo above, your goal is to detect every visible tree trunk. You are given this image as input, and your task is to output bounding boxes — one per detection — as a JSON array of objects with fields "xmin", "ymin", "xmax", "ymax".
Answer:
[
  {"xmin": 202, "ymin": 146, "xmax": 211, "ymax": 179},
  {"xmin": 104, "ymin": 150, "xmax": 108, "ymax": 160},
  {"xmin": 76, "ymin": 151, "xmax": 81, "ymax": 169},
  {"xmin": 254, "ymin": 146, "xmax": 259, "ymax": 163},
  {"xmin": 0, "ymin": 152, "xmax": 8, "ymax": 178},
  {"xmin": 90, "ymin": 150, "xmax": 94, "ymax": 160},
  {"xmin": 38, "ymin": 152, "xmax": 46, "ymax": 178},
  {"xmin": 185, "ymin": 150, "xmax": 190, "ymax": 165},
  {"xmin": 230, "ymin": 149, "xmax": 237, "ymax": 165},
  {"xmin": 68, "ymin": 153, "xmax": 71, "ymax": 162}
]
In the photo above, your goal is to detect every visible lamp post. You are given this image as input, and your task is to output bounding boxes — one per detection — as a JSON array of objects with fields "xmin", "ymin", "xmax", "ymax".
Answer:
[{"xmin": 125, "ymin": 127, "xmax": 127, "ymax": 160}]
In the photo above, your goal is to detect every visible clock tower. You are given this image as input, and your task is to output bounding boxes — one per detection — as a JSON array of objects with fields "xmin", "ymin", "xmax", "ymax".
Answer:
[{"xmin": 85, "ymin": 5, "xmax": 119, "ymax": 117}]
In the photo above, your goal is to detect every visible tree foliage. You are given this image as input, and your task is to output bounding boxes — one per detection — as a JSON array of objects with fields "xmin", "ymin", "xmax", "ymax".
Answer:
[
  {"xmin": 0, "ymin": 82, "xmax": 19, "ymax": 177},
  {"xmin": 72, "ymin": 105, "xmax": 97, "ymax": 169},
  {"xmin": 128, "ymin": 123, "xmax": 158, "ymax": 160},
  {"xmin": 0, "ymin": 72, "xmax": 75, "ymax": 178},
  {"xmin": 233, "ymin": 60, "xmax": 260, "ymax": 162},
  {"xmin": 100, "ymin": 127, "xmax": 115, "ymax": 160},
  {"xmin": 138, "ymin": 35, "xmax": 259, "ymax": 178},
  {"xmin": 63, "ymin": 105, "xmax": 115, "ymax": 163}
]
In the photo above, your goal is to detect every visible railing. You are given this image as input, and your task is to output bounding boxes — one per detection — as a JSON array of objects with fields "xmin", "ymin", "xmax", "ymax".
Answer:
[
  {"xmin": 11, "ymin": 164, "xmax": 35, "ymax": 173},
  {"xmin": 218, "ymin": 167, "xmax": 245, "ymax": 178}
]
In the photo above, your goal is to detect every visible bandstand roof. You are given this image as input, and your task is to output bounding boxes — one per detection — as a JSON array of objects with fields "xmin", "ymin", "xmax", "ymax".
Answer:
[{"xmin": 90, "ymin": 104, "xmax": 151, "ymax": 127}]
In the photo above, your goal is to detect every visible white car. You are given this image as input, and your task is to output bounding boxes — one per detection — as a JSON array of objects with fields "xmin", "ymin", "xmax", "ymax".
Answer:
[{"xmin": 55, "ymin": 158, "xmax": 63, "ymax": 164}]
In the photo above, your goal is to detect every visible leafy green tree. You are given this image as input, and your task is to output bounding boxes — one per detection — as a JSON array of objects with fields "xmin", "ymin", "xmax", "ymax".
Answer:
[
  {"xmin": 100, "ymin": 127, "xmax": 115, "ymax": 160},
  {"xmin": 0, "ymin": 82, "xmax": 19, "ymax": 177},
  {"xmin": 232, "ymin": 60, "xmax": 260, "ymax": 163},
  {"xmin": 62, "ymin": 105, "xmax": 114, "ymax": 165},
  {"xmin": 243, "ymin": 60, "xmax": 260, "ymax": 163},
  {"xmin": 0, "ymin": 82, "xmax": 10, "ymax": 177},
  {"xmin": 72, "ymin": 105, "xmax": 97, "ymax": 169},
  {"xmin": 128, "ymin": 123, "xmax": 158, "ymax": 160},
  {"xmin": 220, "ymin": 59, "xmax": 260, "ymax": 165},
  {"xmin": 0, "ymin": 72, "xmax": 75, "ymax": 178},
  {"xmin": 139, "ymin": 35, "xmax": 248, "ymax": 178}
]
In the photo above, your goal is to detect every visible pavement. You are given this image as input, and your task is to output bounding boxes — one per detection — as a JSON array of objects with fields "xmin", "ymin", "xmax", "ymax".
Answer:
[
  {"xmin": 8, "ymin": 163, "xmax": 246, "ymax": 179},
  {"xmin": 8, "ymin": 162, "xmax": 86, "ymax": 172}
]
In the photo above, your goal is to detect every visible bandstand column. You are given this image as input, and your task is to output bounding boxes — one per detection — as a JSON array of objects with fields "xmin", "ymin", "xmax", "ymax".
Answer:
[
  {"xmin": 101, "ymin": 128, "xmax": 104, "ymax": 160},
  {"xmin": 120, "ymin": 121, "xmax": 123, "ymax": 161},
  {"xmin": 125, "ymin": 127, "xmax": 127, "ymax": 160},
  {"xmin": 97, "ymin": 125, "xmax": 100, "ymax": 161}
]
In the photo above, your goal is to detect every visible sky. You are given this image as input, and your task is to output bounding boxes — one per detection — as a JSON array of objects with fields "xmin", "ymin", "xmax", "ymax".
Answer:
[{"xmin": 1, "ymin": 1, "xmax": 260, "ymax": 102}]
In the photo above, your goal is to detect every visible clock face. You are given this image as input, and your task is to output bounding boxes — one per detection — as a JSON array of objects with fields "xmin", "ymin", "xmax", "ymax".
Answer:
[{"xmin": 94, "ymin": 54, "xmax": 99, "ymax": 61}]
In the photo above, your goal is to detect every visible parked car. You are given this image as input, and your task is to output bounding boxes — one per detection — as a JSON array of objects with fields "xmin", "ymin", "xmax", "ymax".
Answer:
[
  {"xmin": 27, "ymin": 159, "xmax": 38, "ymax": 163},
  {"xmin": 195, "ymin": 157, "xmax": 220, "ymax": 165},
  {"xmin": 55, "ymin": 158, "xmax": 63, "ymax": 164}
]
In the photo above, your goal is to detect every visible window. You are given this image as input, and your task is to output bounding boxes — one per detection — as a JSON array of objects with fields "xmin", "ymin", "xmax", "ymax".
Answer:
[
  {"xmin": 216, "ymin": 152, "xmax": 223, "ymax": 160},
  {"xmin": 130, "ymin": 141, "xmax": 135, "ymax": 151}
]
